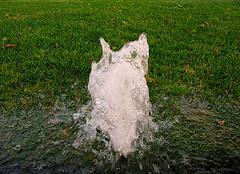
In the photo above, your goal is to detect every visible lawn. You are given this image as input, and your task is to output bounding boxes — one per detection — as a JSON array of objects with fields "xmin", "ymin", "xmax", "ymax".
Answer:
[{"xmin": 0, "ymin": 0, "xmax": 240, "ymax": 173}]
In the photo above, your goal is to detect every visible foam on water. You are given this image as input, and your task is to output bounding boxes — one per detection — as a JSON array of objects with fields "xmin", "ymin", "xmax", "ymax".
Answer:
[{"xmin": 76, "ymin": 33, "xmax": 156, "ymax": 157}]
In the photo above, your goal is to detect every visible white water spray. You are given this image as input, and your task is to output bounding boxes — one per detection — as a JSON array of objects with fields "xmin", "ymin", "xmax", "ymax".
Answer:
[{"xmin": 87, "ymin": 33, "xmax": 154, "ymax": 157}]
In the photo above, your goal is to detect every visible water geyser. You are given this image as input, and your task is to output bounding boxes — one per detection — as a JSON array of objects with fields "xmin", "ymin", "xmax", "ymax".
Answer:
[{"xmin": 88, "ymin": 33, "xmax": 153, "ymax": 157}]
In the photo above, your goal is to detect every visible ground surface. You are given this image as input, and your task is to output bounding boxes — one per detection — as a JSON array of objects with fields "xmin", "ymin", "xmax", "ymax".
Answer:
[{"xmin": 0, "ymin": 0, "xmax": 240, "ymax": 173}]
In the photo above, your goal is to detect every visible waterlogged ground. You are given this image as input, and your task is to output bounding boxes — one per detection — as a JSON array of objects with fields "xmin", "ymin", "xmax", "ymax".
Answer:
[
  {"xmin": 1, "ymin": 95, "xmax": 239, "ymax": 173},
  {"xmin": 1, "ymin": 0, "xmax": 240, "ymax": 173}
]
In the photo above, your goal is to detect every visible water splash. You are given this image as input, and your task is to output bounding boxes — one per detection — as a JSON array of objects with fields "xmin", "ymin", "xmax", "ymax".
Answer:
[{"xmin": 76, "ymin": 33, "xmax": 156, "ymax": 157}]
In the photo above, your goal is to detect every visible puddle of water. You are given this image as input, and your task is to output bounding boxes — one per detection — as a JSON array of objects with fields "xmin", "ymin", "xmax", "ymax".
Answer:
[{"xmin": 1, "ymin": 96, "xmax": 240, "ymax": 173}]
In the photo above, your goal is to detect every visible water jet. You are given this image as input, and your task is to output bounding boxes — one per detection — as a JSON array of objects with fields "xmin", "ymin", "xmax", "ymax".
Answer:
[{"xmin": 87, "ymin": 33, "xmax": 155, "ymax": 157}]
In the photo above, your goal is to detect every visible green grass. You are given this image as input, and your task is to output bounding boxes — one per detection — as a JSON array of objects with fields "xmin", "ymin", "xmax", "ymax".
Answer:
[{"xmin": 0, "ymin": 0, "xmax": 240, "ymax": 173}]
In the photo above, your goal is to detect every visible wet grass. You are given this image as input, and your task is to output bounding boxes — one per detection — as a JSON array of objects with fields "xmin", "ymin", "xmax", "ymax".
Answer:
[{"xmin": 1, "ymin": 0, "xmax": 240, "ymax": 173}]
